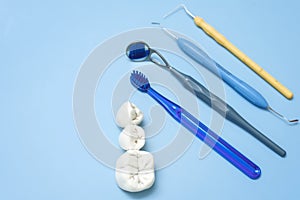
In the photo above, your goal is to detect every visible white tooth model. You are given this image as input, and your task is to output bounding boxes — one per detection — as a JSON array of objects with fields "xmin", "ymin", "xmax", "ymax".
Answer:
[
  {"xmin": 115, "ymin": 150, "xmax": 155, "ymax": 192},
  {"xmin": 115, "ymin": 102, "xmax": 144, "ymax": 128},
  {"xmin": 119, "ymin": 125, "xmax": 145, "ymax": 151},
  {"xmin": 115, "ymin": 102, "xmax": 155, "ymax": 192}
]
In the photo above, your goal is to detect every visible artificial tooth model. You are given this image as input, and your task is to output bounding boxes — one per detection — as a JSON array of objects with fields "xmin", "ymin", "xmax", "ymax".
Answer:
[
  {"xmin": 118, "ymin": 124, "xmax": 145, "ymax": 151},
  {"xmin": 115, "ymin": 101, "xmax": 144, "ymax": 128},
  {"xmin": 115, "ymin": 101, "xmax": 155, "ymax": 192}
]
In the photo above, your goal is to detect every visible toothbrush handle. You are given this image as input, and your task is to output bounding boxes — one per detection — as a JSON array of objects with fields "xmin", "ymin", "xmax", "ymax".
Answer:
[
  {"xmin": 147, "ymin": 88, "xmax": 261, "ymax": 179},
  {"xmin": 193, "ymin": 16, "xmax": 293, "ymax": 99},
  {"xmin": 177, "ymin": 38, "xmax": 268, "ymax": 109},
  {"xmin": 180, "ymin": 108, "xmax": 261, "ymax": 179}
]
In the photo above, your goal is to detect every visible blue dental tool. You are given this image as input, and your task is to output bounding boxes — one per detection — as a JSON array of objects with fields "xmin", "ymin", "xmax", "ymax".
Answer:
[
  {"xmin": 130, "ymin": 70, "xmax": 261, "ymax": 179},
  {"xmin": 160, "ymin": 27, "xmax": 298, "ymax": 125}
]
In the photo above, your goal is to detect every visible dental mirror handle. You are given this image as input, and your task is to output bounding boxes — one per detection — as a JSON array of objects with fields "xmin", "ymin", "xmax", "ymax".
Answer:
[
  {"xmin": 193, "ymin": 17, "xmax": 293, "ymax": 99},
  {"xmin": 169, "ymin": 67, "xmax": 286, "ymax": 157},
  {"xmin": 177, "ymin": 37, "xmax": 269, "ymax": 109}
]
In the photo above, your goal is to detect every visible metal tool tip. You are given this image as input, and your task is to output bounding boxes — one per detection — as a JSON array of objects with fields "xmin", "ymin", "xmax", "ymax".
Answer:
[
  {"xmin": 268, "ymin": 106, "xmax": 299, "ymax": 125},
  {"xmin": 151, "ymin": 22, "xmax": 160, "ymax": 25},
  {"xmin": 289, "ymin": 119, "xmax": 299, "ymax": 123},
  {"xmin": 163, "ymin": 4, "xmax": 195, "ymax": 19},
  {"xmin": 162, "ymin": 27, "xmax": 178, "ymax": 40},
  {"xmin": 151, "ymin": 21, "xmax": 178, "ymax": 40}
]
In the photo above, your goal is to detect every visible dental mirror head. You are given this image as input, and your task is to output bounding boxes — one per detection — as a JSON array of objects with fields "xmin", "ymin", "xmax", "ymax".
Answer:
[
  {"xmin": 126, "ymin": 42, "xmax": 150, "ymax": 62},
  {"xmin": 126, "ymin": 41, "xmax": 170, "ymax": 68}
]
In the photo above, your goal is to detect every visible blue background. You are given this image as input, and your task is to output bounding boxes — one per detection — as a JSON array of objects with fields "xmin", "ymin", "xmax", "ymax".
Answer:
[{"xmin": 1, "ymin": 0, "xmax": 300, "ymax": 199}]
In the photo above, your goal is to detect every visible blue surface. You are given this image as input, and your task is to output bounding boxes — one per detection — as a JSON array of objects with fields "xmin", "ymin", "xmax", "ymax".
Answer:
[{"xmin": 1, "ymin": 0, "xmax": 300, "ymax": 199}]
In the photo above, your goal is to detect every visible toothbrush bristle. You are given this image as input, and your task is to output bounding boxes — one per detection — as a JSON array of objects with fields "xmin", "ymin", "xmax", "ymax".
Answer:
[{"xmin": 130, "ymin": 70, "xmax": 150, "ymax": 92}]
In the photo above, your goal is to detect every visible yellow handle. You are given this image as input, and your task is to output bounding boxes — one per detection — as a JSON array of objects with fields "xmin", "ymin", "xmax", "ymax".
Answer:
[{"xmin": 194, "ymin": 16, "xmax": 293, "ymax": 100}]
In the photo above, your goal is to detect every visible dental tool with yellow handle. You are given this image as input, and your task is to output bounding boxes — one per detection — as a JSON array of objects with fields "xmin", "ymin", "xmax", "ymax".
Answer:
[{"xmin": 163, "ymin": 4, "xmax": 293, "ymax": 100}]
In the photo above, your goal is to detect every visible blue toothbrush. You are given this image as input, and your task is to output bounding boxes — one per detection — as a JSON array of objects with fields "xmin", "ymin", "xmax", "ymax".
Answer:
[
  {"xmin": 130, "ymin": 70, "xmax": 261, "ymax": 179},
  {"xmin": 160, "ymin": 27, "xmax": 298, "ymax": 124}
]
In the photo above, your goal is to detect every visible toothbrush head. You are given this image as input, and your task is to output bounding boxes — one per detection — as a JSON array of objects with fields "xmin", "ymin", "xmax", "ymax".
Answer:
[{"xmin": 130, "ymin": 70, "xmax": 150, "ymax": 92}]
